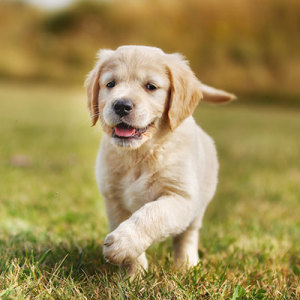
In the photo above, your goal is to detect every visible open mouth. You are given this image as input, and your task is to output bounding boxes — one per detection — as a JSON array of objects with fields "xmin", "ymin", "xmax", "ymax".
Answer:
[{"xmin": 112, "ymin": 122, "xmax": 151, "ymax": 139}]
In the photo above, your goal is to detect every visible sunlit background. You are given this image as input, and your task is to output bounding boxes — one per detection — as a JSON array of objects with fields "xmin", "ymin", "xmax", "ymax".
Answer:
[
  {"xmin": 0, "ymin": 0, "xmax": 299, "ymax": 298},
  {"xmin": 1, "ymin": 0, "xmax": 300, "ymax": 98}
]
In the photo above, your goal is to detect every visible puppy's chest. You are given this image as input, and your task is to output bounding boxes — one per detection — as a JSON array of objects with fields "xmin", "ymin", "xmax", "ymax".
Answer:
[{"xmin": 110, "ymin": 168, "xmax": 158, "ymax": 213}]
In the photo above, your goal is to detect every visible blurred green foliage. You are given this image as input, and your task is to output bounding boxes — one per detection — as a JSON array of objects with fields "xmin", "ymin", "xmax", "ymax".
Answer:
[{"xmin": 0, "ymin": 0, "xmax": 300, "ymax": 97}]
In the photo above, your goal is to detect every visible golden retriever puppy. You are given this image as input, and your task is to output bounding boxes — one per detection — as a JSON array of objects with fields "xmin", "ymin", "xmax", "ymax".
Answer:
[{"xmin": 85, "ymin": 45, "xmax": 235, "ymax": 275}]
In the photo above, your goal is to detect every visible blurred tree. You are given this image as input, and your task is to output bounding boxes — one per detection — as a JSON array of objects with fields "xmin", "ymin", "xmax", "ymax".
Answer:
[{"xmin": 0, "ymin": 0, "xmax": 299, "ymax": 99}]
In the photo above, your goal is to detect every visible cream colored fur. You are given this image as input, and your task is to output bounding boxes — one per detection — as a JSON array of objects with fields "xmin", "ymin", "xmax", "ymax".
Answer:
[{"xmin": 85, "ymin": 45, "xmax": 235, "ymax": 276}]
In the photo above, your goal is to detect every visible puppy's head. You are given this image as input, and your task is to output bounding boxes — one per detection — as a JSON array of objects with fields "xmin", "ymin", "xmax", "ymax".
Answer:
[{"xmin": 85, "ymin": 45, "xmax": 235, "ymax": 149}]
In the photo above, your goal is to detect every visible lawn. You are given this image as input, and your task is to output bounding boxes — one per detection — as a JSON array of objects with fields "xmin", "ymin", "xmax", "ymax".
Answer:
[{"xmin": 0, "ymin": 83, "xmax": 299, "ymax": 299}]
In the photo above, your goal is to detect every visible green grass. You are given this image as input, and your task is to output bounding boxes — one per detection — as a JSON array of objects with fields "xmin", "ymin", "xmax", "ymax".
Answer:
[{"xmin": 0, "ymin": 83, "xmax": 299, "ymax": 299}]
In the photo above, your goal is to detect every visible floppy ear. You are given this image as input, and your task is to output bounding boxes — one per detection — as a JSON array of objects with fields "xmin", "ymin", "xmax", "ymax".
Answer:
[
  {"xmin": 167, "ymin": 54, "xmax": 203, "ymax": 131},
  {"xmin": 84, "ymin": 49, "xmax": 114, "ymax": 126},
  {"xmin": 201, "ymin": 83, "xmax": 236, "ymax": 103}
]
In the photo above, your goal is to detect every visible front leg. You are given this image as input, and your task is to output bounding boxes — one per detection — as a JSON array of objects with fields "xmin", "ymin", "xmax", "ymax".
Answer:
[
  {"xmin": 103, "ymin": 195, "xmax": 195, "ymax": 266},
  {"xmin": 103, "ymin": 196, "xmax": 148, "ymax": 273}
]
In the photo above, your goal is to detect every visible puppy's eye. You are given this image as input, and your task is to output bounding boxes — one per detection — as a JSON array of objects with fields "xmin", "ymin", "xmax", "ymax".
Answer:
[
  {"xmin": 145, "ymin": 83, "xmax": 157, "ymax": 91},
  {"xmin": 106, "ymin": 81, "xmax": 116, "ymax": 88}
]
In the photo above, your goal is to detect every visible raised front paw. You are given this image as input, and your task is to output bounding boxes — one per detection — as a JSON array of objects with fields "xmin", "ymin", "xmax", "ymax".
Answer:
[{"xmin": 103, "ymin": 225, "xmax": 144, "ymax": 265}]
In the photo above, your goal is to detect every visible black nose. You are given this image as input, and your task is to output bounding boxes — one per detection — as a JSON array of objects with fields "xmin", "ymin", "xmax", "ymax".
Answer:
[{"xmin": 113, "ymin": 99, "xmax": 133, "ymax": 117}]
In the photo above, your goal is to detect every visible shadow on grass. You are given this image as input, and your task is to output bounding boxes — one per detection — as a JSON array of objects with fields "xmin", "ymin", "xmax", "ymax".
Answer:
[{"xmin": 0, "ymin": 231, "xmax": 119, "ymax": 283}]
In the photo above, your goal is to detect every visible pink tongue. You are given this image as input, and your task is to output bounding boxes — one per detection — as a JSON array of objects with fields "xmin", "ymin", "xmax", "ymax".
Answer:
[{"xmin": 115, "ymin": 127, "xmax": 135, "ymax": 137}]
